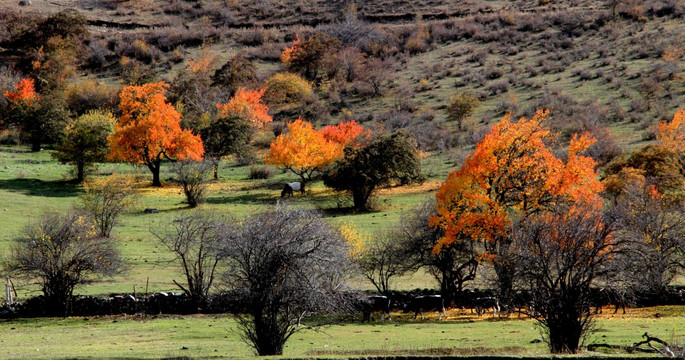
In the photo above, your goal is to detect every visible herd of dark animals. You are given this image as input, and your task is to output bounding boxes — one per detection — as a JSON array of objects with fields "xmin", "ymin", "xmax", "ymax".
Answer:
[
  {"xmin": 1, "ymin": 286, "xmax": 682, "ymax": 319},
  {"xmin": 358, "ymin": 293, "xmax": 500, "ymax": 322},
  {"xmin": 356, "ymin": 287, "xmax": 685, "ymax": 322},
  {"xmin": 281, "ymin": 181, "xmax": 306, "ymax": 198}
]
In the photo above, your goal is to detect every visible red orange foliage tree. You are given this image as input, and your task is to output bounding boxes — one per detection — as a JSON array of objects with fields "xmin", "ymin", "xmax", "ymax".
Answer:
[
  {"xmin": 4, "ymin": 78, "xmax": 40, "ymax": 106},
  {"xmin": 265, "ymin": 118, "xmax": 366, "ymax": 183},
  {"xmin": 320, "ymin": 119, "xmax": 369, "ymax": 147},
  {"xmin": 202, "ymin": 87, "xmax": 272, "ymax": 179},
  {"xmin": 430, "ymin": 110, "xmax": 603, "ymax": 300},
  {"xmin": 658, "ymin": 109, "xmax": 685, "ymax": 154},
  {"xmin": 108, "ymin": 82, "xmax": 204, "ymax": 186},
  {"xmin": 216, "ymin": 88, "xmax": 272, "ymax": 129}
]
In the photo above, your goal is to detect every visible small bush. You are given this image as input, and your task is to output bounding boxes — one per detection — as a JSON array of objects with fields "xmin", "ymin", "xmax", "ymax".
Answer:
[
  {"xmin": 248, "ymin": 165, "xmax": 275, "ymax": 179},
  {"xmin": 64, "ymin": 81, "xmax": 119, "ymax": 116},
  {"xmin": 487, "ymin": 79, "xmax": 510, "ymax": 95},
  {"xmin": 446, "ymin": 91, "xmax": 480, "ymax": 130},
  {"xmin": 236, "ymin": 152, "xmax": 256, "ymax": 166},
  {"xmin": 263, "ymin": 72, "xmax": 312, "ymax": 108}
]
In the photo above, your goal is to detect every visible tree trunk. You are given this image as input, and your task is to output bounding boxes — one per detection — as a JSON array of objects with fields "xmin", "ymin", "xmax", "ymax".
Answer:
[
  {"xmin": 352, "ymin": 190, "xmax": 368, "ymax": 210},
  {"xmin": 254, "ymin": 316, "xmax": 285, "ymax": 355},
  {"xmin": 76, "ymin": 161, "xmax": 85, "ymax": 182},
  {"xmin": 213, "ymin": 163, "xmax": 219, "ymax": 180},
  {"xmin": 548, "ymin": 320, "xmax": 582, "ymax": 353},
  {"xmin": 494, "ymin": 261, "xmax": 514, "ymax": 306},
  {"xmin": 149, "ymin": 160, "xmax": 162, "ymax": 187},
  {"xmin": 352, "ymin": 186, "xmax": 373, "ymax": 211},
  {"xmin": 31, "ymin": 137, "xmax": 41, "ymax": 152}
]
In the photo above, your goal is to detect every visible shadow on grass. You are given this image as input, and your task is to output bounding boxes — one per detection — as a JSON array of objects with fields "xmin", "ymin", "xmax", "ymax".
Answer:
[
  {"xmin": 206, "ymin": 191, "xmax": 278, "ymax": 205},
  {"xmin": 128, "ymin": 206, "xmax": 191, "ymax": 217},
  {"xmin": 0, "ymin": 178, "xmax": 81, "ymax": 197}
]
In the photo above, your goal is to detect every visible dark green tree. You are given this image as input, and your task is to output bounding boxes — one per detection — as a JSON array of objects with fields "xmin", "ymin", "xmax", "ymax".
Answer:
[
  {"xmin": 200, "ymin": 113, "xmax": 252, "ymax": 179},
  {"xmin": 324, "ymin": 130, "xmax": 424, "ymax": 210},
  {"xmin": 27, "ymin": 93, "xmax": 71, "ymax": 152},
  {"xmin": 53, "ymin": 110, "xmax": 114, "ymax": 182}
]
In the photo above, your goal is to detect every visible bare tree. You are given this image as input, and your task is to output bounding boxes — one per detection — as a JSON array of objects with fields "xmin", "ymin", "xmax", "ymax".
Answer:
[
  {"xmin": 174, "ymin": 160, "xmax": 213, "ymax": 208},
  {"xmin": 222, "ymin": 207, "xmax": 352, "ymax": 356},
  {"xmin": 80, "ymin": 174, "xmax": 136, "ymax": 237},
  {"xmin": 359, "ymin": 58, "xmax": 396, "ymax": 96},
  {"xmin": 512, "ymin": 203, "xmax": 620, "ymax": 354},
  {"xmin": 8, "ymin": 211, "xmax": 123, "ymax": 315},
  {"xmin": 397, "ymin": 199, "xmax": 479, "ymax": 304},
  {"xmin": 154, "ymin": 212, "xmax": 234, "ymax": 311},
  {"xmin": 356, "ymin": 234, "xmax": 410, "ymax": 295},
  {"xmin": 613, "ymin": 182, "xmax": 685, "ymax": 294}
]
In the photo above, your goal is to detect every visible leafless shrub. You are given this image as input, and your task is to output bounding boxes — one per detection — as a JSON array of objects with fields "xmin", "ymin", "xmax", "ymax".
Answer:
[
  {"xmin": 87, "ymin": 39, "xmax": 113, "ymax": 67},
  {"xmin": 247, "ymin": 42, "xmax": 283, "ymax": 62},
  {"xmin": 64, "ymin": 81, "xmax": 119, "ymax": 116},
  {"xmin": 356, "ymin": 233, "xmax": 411, "ymax": 295},
  {"xmin": 513, "ymin": 204, "xmax": 620, "ymax": 354},
  {"xmin": 613, "ymin": 182, "xmax": 685, "ymax": 294},
  {"xmin": 317, "ymin": 11, "xmax": 383, "ymax": 47},
  {"xmin": 115, "ymin": 38, "xmax": 160, "ymax": 64},
  {"xmin": 174, "ymin": 160, "xmax": 212, "ymax": 208},
  {"xmin": 487, "ymin": 79, "xmax": 510, "ymax": 95},
  {"xmin": 583, "ymin": 126, "xmax": 623, "ymax": 166},
  {"xmin": 223, "ymin": 207, "xmax": 352, "ymax": 356},
  {"xmin": 8, "ymin": 211, "xmax": 124, "ymax": 315},
  {"xmin": 396, "ymin": 199, "xmax": 479, "ymax": 302},
  {"xmin": 148, "ymin": 25, "xmax": 204, "ymax": 52},
  {"xmin": 154, "ymin": 212, "xmax": 234, "ymax": 311},
  {"xmin": 358, "ymin": 58, "xmax": 396, "ymax": 97},
  {"xmin": 80, "ymin": 175, "xmax": 136, "ymax": 238}
]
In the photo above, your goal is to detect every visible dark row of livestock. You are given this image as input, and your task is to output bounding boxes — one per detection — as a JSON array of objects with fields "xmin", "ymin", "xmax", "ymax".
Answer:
[
  {"xmin": 357, "ymin": 287, "xmax": 685, "ymax": 322},
  {"xmin": 1, "ymin": 287, "xmax": 683, "ymax": 319}
]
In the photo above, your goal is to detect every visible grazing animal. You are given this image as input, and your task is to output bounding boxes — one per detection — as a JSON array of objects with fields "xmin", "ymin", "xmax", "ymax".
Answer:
[
  {"xmin": 592, "ymin": 287, "xmax": 627, "ymax": 314},
  {"xmin": 281, "ymin": 181, "xmax": 306, "ymax": 198},
  {"xmin": 410, "ymin": 295, "xmax": 446, "ymax": 321},
  {"xmin": 361, "ymin": 295, "xmax": 392, "ymax": 322},
  {"xmin": 474, "ymin": 296, "xmax": 500, "ymax": 317},
  {"xmin": 281, "ymin": 184, "xmax": 293, "ymax": 198}
]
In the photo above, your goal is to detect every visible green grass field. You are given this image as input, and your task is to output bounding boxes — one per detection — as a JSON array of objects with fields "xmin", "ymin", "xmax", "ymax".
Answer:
[
  {"xmin": 0, "ymin": 145, "xmax": 454, "ymax": 296},
  {"xmin": 0, "ymin": 306, "xmax": 682, "ymax": 359}
]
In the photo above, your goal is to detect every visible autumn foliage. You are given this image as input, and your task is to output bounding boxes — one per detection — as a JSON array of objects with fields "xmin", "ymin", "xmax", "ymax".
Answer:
[
  {"xmin": 108, "ymin": 82, "xmax": 204, "ymax": 186},
  {"xmin": 265, "ymin": 118, "xmax": 366, "ymax": 182},
  {"xmin": 216, "ymin": 87, "xmax": 272, "ymax": 128},
  {"xmin": 431, "ymin": 110, "xmax": 603, "ymax": 250},
  {"xmin": 280, "ymin": 35, "xmax": 300, "ymax": 64},
  {"xmin": 4, "ymin": 78, "xmax": 39, "ymax": 106},
  {"xmin": 320, "ymin": 119, "xmax": 369, "ymax": 146},
  {"xmin": 430, "ymin": 110, "xmax": 603, "ymax": 298},
  {"xmin": 657, "ymin": 109, "xmax": 685, "ymax": 154}
]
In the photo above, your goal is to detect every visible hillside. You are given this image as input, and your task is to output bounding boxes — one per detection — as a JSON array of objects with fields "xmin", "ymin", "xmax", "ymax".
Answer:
[{"xmin": 2, "ymin": 0, "xmax": 683, "ymax": 158}]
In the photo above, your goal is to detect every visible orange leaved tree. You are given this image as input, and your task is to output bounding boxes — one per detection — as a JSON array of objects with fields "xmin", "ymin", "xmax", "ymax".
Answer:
[
  {"xmin": 108, "ymin": 82, "xmax": 204, "ymax": 186},
  {"xmin": 265, "ymin": 119, "xmax": 366, "ymax": 183},
  {"xmin": 216, "ymin": 87, "xmax": 272, "ymax": 129},
  {"xmin": 203, "ymin": 87, "xmax": 272, "ymax": 179},
  {"xmin": 430, "ymin": 110, "xmax": 603, "ymax": 301},
  {"xmin": 658, "ymin": 109, "xmax": 685, "ymax": 154},
  {"xmin": 4, "ymin": 78, "xmax": 40, "ymax": 106},
  {"xmin": 320, "ymin": 119, "xmax": 369, "ymax": 146}
]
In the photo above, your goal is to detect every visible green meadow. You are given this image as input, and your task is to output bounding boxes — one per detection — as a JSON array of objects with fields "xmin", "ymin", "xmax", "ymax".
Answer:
[
  {"xmin": 0, "ymin": 307, "xmax": 683, "ymax": 359},
  {"xmin": 0, "ymin": 145, "xmax": 453, "ymax": 296}
]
